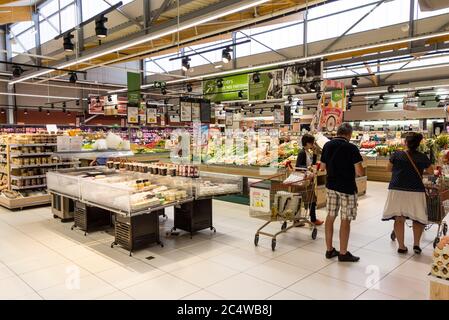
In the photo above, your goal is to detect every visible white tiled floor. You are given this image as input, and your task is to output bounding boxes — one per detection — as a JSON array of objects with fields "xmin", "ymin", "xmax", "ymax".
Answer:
[{"xmin": 0, "ymin": 181, "xmax": 441, "ymax": 300}]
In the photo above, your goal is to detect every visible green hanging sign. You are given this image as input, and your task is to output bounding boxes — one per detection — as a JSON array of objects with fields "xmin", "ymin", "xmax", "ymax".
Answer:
[
  {"xmin": 203, "ymin": 74, "xmax": 248, "ymax": 102},
  {"xmin": 127, "ymin": 72, "xmax": 141, "ymax": 107}
]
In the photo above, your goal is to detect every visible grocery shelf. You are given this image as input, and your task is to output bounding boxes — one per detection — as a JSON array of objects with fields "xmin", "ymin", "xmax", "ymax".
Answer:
[
  {"xmin": 10, "ymin": 161, "xmax": 80, "ymax": 169},
  {"xmin": 11, "ymin": 184, "xmax": 47, "ymax": 190},
  {"xmin": 10, "ymin": 152, "xmax": 54, "ymax": 157},
  {"xmin": 11, "ymin": 174, "xmax": 47, "ymax": 180},
  {"xmin": 9, "ymin": 143, "xmax": 57, "ymax": 147}
]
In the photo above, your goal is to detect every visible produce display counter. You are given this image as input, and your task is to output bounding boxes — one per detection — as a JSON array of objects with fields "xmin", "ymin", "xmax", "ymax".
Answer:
[{"xmin": 365, "ymin": 156, "xmax": 391, "ymax": 182}]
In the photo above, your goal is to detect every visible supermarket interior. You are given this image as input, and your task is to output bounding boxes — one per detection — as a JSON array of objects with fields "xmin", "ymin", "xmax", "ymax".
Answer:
[{"xmin": 1, "ymin": 0, "xmax": 449, "ymax": 302}]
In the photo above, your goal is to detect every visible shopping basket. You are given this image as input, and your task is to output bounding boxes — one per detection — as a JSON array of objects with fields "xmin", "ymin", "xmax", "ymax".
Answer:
[
  {"xmin": 390, "ymin": 184, "xmax": 449, "ymax": 248},
  {"xmin": 249, "ymin": 168, "xmax": 317, "ymax": 251}
]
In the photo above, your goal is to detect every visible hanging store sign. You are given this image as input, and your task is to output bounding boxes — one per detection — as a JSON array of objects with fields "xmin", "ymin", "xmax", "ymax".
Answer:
[
  {"xmin": 191, "ymin": 100, "xmax": 201, "ymax": 121},
  {"xmin": 127, "ymin": 72, "xmax": 141, "ymax": 107},
  {"xmin": 203, "ymin": 74, "xmax": 248, "ymax": 102},
  {"xmin": 248, "ymin": 69, "xmax": 284, "ymax": 102},
  {"xmin": 403, "ymin": 93, "xmax": 418, "ymax": 111},
  {"xmin": 88, "ymin": 95, "xmax": 127, "ymax": 115},
  {"xmin": 316, "ymin": 80, "xmax": 345, "ymax": 133},
  {"xmin": 180, "ymin": 98, "xmax": 192, "ymax": 122},
  {"xmin": 146, "ymin": 107, "xmax": 158, "ymax": 124},
  {"xmin": 127, "ymin": 105, "xmax": 139, "ymax": 124},
  {"xmin": 225, "ymin": 112, "xmax": 234, "ymax": 126}
]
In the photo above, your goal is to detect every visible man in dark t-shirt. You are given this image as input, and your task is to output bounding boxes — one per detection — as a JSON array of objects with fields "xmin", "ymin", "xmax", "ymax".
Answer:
[{"xmin": 320, "ymin": 123, "xmax": 364, "ymax": 262}]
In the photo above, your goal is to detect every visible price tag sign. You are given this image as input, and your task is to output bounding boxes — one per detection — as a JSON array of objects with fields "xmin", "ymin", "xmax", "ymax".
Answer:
[{"xmin": 46, "ymin": 124, "xmax": 58, "ymax": 134}]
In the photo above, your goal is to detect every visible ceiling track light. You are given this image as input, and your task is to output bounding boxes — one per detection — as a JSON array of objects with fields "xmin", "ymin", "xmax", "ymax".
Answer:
[
  {"xmin": 374, "ymin": 100, "xmax": 378, "ymax": 106},
  {"xmin": 369, "ymin": 104, "xmax": 374, "ymax": 110},
  {"xmin": 287, "ymin": 95, "xmax": 293, "ymax": 103},
  {"xmin": 186, "ymin": 83, "xmax": 193, "ymax": 93},
  {"xmin": 252, "ymin": 72, "xmax": 260, "ymax": 84},
  {"xmin": 222, "ymin": 47, "xmax": 232, "ymax": 64},
  {"xmin": 379, "ymin": 94, "xmax": 384, "ymax": 101},
  {"xmin": 0, "ymin": 108, "xmax": 5, "ymax": 115},
  {"xmin": 47, "ymin": 110, "xmax": 50, "ymax": 115},
  {"xmin": 316, "ymin": 92, "xmax": 322, "ymax": 100},
  {"xmin": 38, "ymin": 106, "xmax": 42, "ymax": 112},
  {"xmin": 23, "ymin": 109, "xmax": 28, "ymax": 115},
  {"xmin": 161, "ymin": 88, "xmax": 167, "ymax": 95},
  {"xmin": 69, "ymin": 72, "xmax": 77, "ymax": 84},
  {"xmin": 63, "ymin": 33, "xmax": 74, "ymax": 52},
  {"xmin": 67, "ymin": 111, "xmax": 71, "ymax": 116},
  {"xmin": 351, "ymin": 77, "xmax": 359, "ymax": 88},
  {"xmin": 435, "ymin": 95, "xmax": 441, "ymax": 102},
  {"xmin": 95, "ymin": 15, "xmax": 108, "ymax": 38},
  {"xmin": 349, "ymin": 89, "xmax": 355, "ymax": 97},
  {"xmin": 311, "ymin": 80, "xmax": 321, "ymax": 92},
  {"xmin": 107, "ymin": 95, "xmax": 112, "ymax": 102},
  {"xmin": 181, "ymin": 57, "xmax": 191, "ymax": 72},
  {"xmin": 421, "ymin": 100, "xmax": 426, "ymax": 106},
  {"xmin": 415, "ymin": 90, "xmax": 420, "ymax": 97},
  {"xmin": 238, "ymin": 90, "xmax": 244, "ymax": 99},
  {"xmin": 76, "ymin": 99, "xmax": 80, "ymax": 106},
  {"xmin": 387, "ymin": 85, "xmax": 395, "ymax": 94},
  {"xmin": 394, "ymin": 102, "xmax": 399, "ymax": 108},
  {"xmin": 216, "ymin": 78, "xmax": 224, "ymax": 88},
  {"xmin": 12, "ymin": 65, "xmax": 23, "ymax": 77}
]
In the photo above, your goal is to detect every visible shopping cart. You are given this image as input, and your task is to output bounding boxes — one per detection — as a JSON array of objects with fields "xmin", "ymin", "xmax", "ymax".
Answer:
[
  {"xmin": 249, "ymin": 168, "xmax": 318, "ymax": 251},
  {"xmin": 390, "ymin": 184, "xmax": 449, "ymax": 248}
]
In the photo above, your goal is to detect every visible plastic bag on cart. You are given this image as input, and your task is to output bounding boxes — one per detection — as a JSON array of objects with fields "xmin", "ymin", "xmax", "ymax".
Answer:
[
  {"xmin": 283, "ymin": 170, "xmax": 313, "ymax": 186},
  {"xmin": 273, "ymin": 191, "xmax": 301, "ymax": 220}
]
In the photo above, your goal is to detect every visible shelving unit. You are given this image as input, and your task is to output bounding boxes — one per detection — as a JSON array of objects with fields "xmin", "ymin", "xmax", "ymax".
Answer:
[{"xmin": 0, "ymin": 134, "xmax": 80, "ymax": 210}]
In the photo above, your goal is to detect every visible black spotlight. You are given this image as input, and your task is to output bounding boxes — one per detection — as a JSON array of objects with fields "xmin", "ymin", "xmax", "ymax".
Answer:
[
  {"xmin": 316, "ymin": 92, "xmax": 322, "ymax": 100},
  {"xmin": 51, "ymin": 103, "xmax": 54, "ymax": 109},
  {"xmin": 96, "ymin": 96, "xmax": 100, "ymax": 103},
  {"xmin": 67, "ymin": 111, "xmax": 71, "ymax": 116},
  {"xmin": 349, "ymin": 89, "xmax": 355, "ymax": 97},
  {"xmin": 421, "ymin": 100, "xmax": 426, "ymax": 106},
  {"xmin": 374, "ymin": 100, "xmax": 378, "ymax": 106},
  {"xmin": 287, "ymin": 95, "xmax": 293, "ymax": 103},
  {"xmin": 12, "ymin": 65, "xmax": 23, "ymax": 77},
  {"xmin": 311, "ymin": 80, "xmax": 321, "ymax": 92},
  {"xmin": 47, "ymin": 110, "xmax": 50, "ymax": 116},
  {"xmin": 379, "ymin": 94, "xmax": 384, "ymax": 101},
  {"xmin": 69, "ymin": 72, "xmax": 77, "ymax": 83},
  {"xmin": 252, "ymin": 72, "xmax": 260, "ymax": 83},
  {"xmin": 394, "ymin": 102, "xmax": 399, "ymax": 108},
  {"xmin": 216, "ymin": 79, "xmax": 224, "ymax": 88},
  {"xmin": 351, "ymin": 77, "xmax": 359, "ymax": 88},
  {"xmin": 95, "ymin": 16, "xmax": 108, "ymax": 38},
  {"xmin": 438, "ymin": 102, "xmax": 444, "ymax": 108},
  {"xmin": 298, "ymin": 67, "xmax": 306, "ymax": 77},
  {"xmin": 87, "ymin": 97, "xmax": 91, "ymax": 105},
  {"xmin": 259, "ymin": 109, "xmax": 263, "ymax": 115},
  {"xmin": 38, "ymin": 106, "xmax": 42, "ymax": 112},
  {"xmin": 369, "ymin": 104, "xmax": 373, "ymax": 110},
  {"xmin": 347, "ymin": 101, "xmax": 352, "ymax": 110},
  {"xmin": 435, "ymin": 95, "xmax": 441, "ymax": 102},
  {"xmin": 23, "ymin": 109, "xmax": 28, "ymax": 115},
  {"xmin": 186, "ymin": 83, "xmax": 193, "ymax": 92},
  {"xmin": 161, "ymin": 88, "xmax": 167, "ymax": 95},
  {"xmin": 415, "ymin": 90, "xmax": 420, "ymax": 97},
  {"xmin": 0, "ymin": 108, "xmax": 5, "ymax": 114},
  {"xmin": 222, "ymin": 47, "xmax": 232, "ymax": 64},
  {"xmin": 63, "ymin": 33, "xmax": 74, "ymax": 52},
  {"xmin": 295, "ymin": 106, "xmax": 300, "ymax": 113},
  {"xmin": 348, "ymin": 96, "xmax": 353, "ymax": 103},
  {"xmin": 108, "ymin": 95, "xmax": 112, "ymax": 102},
  {"xmin": 181, "ymin": 57, "xmax": 191, "ymax": 72},
  {"xmin": 62, "ymin": 102, "xmax": 66, "ymax": 113},
  {"xmin": 76, "ymin": 99, "xmax": 80, "ymax": 106},
  {"xmin": 387, "ymin": 85, "xmax": 395, "ymax": 94},
  {"xmin": 238, "ymin": 90, "xmax": 243, "ymax": 99}
]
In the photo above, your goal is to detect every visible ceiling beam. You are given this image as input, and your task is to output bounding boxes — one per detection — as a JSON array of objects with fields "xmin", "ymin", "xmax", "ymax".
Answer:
[{"xmin": 0, "ymin": 6, "xmax": 32, "ymax": 24}]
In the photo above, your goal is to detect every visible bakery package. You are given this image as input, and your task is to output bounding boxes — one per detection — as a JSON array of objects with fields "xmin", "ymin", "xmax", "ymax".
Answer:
[{"xmin": 431, "ymin": 236, "xmax": 449, "ymax": 280}]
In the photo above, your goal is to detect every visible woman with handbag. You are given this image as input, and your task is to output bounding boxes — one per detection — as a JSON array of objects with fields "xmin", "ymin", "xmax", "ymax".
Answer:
[{"xmin": 382, "ymin": 132, "xmax": 433, "ymax": 254}]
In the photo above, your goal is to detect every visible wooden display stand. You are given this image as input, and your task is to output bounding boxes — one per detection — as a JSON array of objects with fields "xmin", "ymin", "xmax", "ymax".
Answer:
[
  {"xmin": 366, "ymin": 157, "xmax": 391, "ymax": 182},
  {"xmin": 430, "ymin": 276, "xmax": 449, "ymax": 300}
]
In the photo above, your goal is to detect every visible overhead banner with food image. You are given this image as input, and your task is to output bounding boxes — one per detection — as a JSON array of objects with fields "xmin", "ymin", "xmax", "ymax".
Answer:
[
  {"xmin": 88, "ymin": 95, "xmax": 127, "ymax": 115},
  {"xmin": 317, "ymin": 80, "xmax": 346, "ymax": 133},
  {"xmin": 283, "ymin": 60, "xmax": 322, "ymax": 96},
  {"xmin": 248, "ymin": 69, "xmax": 284, "ymax": 102},
  {"xmin": 203, "ymin": 74, "xmax": 248, "ymax": 102}
]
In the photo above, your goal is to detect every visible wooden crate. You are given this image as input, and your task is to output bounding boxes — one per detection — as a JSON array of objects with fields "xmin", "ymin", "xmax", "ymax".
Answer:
[{"xmin": 430, "ymin": 277, "xmax": 449, "ymax": 300}]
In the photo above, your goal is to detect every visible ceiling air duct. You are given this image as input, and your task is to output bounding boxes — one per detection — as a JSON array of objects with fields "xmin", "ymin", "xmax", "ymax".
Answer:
[{"xmin": 418, "ymin": 0, "xmax": 449, "ymax": 11}]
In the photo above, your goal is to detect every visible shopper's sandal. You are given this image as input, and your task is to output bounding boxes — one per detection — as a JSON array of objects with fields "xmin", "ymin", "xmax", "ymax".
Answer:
[
  {"xmin": 397, "ymin": 247, "xmax": 408, "ymax": 254},
  {"xmin": 325, "ymin": 247, "xmax": 339, "ymax": 259},
  {"xmin": 338, "ymin": 251, "xmax": 360, "ymax": 262},
  {"xmin": 413, "ymin": 246, "xmax": 422, "ymax": 255}
]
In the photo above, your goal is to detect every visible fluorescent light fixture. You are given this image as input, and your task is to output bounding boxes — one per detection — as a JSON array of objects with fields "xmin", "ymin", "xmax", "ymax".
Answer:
[
  {"xmin": 10, "ymin": 0, "xmax": 269, "ymax": 85},
  {"xmin": 0, "ymin": 92, "xmax": 86, "ymax": 100}
]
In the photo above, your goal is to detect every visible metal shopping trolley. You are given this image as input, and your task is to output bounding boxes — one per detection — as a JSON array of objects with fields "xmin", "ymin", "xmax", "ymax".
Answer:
[
  {"xmin": 249, "ymin": 168, "xmax": 318, "ymax": 251},
  {"xmin": 390, "ymin": 183, "xmax": 449, "ymax": 248}
]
